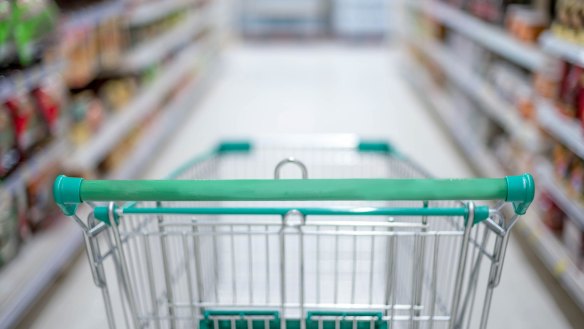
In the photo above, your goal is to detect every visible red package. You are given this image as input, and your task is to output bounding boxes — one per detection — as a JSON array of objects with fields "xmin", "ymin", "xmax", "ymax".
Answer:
[
  {"xmin": 4, "ymin": 92, "xmax": 50, "ymax": 155},
  {"xmin": 31, "ymin": 87, "xmax": 60, "ymax": 134}
]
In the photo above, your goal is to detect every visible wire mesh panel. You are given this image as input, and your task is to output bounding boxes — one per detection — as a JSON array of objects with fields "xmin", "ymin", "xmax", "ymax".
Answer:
[{"xmin": 64, "ymin": 139, "xmax": 529, "ymax": 329}]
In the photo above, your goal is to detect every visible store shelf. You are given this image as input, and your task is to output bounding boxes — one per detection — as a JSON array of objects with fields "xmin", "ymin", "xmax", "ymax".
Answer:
[
  {"xmin": 403, "ymin": 57, "xmax": 505, "ymax": 177},
  {"xmin": 410, "ymin": 37, "xmax": 542, "ymax": 151},
  {"xmin": 540, "ymin": 31, "xmax": 584, "ymax": 67},
  {"xmin": 517, "ymin": 214, "xmax": 584, "ymax": 311},
  {"xmin": 128, "ymin": 0, "xmax": 195, "ymax": 26},
  {"xmin": 0, "ymin": 218, "xmax": 83, "ymax": 329},
  {"xmin": 1, "ymin": 138, "xmax": 70, "ymax": 193},
  {"xmin": 536, "ymin": 100, "xmax": 584, "ymax": 159},
  {"xmin": 0, "ymin": 61, "xmax": 67, "ymax": 103},
  {"xmin": 68, "ymin": 43, "xmax": 202, "ymax": 172},
  {"xmin": 120, "ymin": 9, "xmax": 208, "ymax": 72},
  {"xmin": 110, "ymin": 52, "xmax": 217, "ymax": 179},
  {"xmin": 60, "ymin": 0, "xmax": 124, "ymax": 31},
  {"xmin": 407, "ymin": 0, "xmax": 548, "ymax": 71},
  {"xmin": 538, "ymin": 163, "xmax": 584, "ymax": 229}
]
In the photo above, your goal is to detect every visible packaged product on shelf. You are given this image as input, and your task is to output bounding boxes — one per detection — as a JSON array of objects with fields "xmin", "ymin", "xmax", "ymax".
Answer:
[
  {"xmin": 99, "ymin": 78, "xmax": 137, "ymax": 112},
  {"xmin": 553, "ymin": 143, "xmax": 575, "ymax": 178},
  {"xmin": 0, "ymin": 1, "xmax": 13, "ymax": 65},
  {"xmin": 468, "ymin": 0, "xmax": 532, "ymax": 25},
  {"xmin": 506, "ymin": 5, "xmax": 548, "ymax": 43},
  {"xmin": 539, "ymin": 192, "xmax": 565, "ymax": 234},
  {"xmin": 568, "ymin": 159, "xmax": 584, "ymax": 197},
  {"xmin": 4, "ymin": 89, "xmax": 51, "ymax": 156},
  {"xmin": 557, "ymin": 61, "xmax": 583, "ymax": 118},
  {"xmin": 534, "ymin": 59, "xmax": 563, "ymax": 100},
  {"xmin": 0, "ymin": 105, "xmax": 23, "ymax": 178},
  {"xmin": 69, "ymin": 91, "xmax": 104, "ymax": 145},
  {"xmin": 13, "ymin": 0, "xmax": 58, "ymax": 66},
  {"xmin": 97, "ymin": 17, "xmax": 124, "ymax": 70},
  {"xmin": 30, "ymin": 76, "xmax": 67, "ymax": 136},
  {"xmin": 552, "ymin": 0, "xmax": 584, "ymax": 42},
  {"xmin": 62, "ymin": 28, "xmax": 98, "ymax": 88},
  {"xmin": 25, "ymin": 160, "xmax": 61, "ymax": 232},
  {"xmin": 0, "ymin": 187, "xmax": 22, "ymax": 268}
]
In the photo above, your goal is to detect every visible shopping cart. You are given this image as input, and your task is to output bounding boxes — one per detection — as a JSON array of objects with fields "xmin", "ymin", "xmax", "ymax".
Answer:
[{"xmin": 54, "ymin": 137, "xmax": 534, "ymax": 329}]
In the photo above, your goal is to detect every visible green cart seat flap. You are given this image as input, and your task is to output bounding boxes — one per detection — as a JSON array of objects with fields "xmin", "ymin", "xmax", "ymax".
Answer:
[
  {"xmin": 306, "ymin": 311, "xmax": 387, "ymax": 329},
  {"xmin": 201, "ymin": 310, "xmax": 279, "ymax": 329}
]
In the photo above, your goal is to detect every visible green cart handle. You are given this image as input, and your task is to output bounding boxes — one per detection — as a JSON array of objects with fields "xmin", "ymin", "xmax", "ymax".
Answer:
[{"xmin": 53, "ymin": 174, "xmax": 534, "ymax": 217}]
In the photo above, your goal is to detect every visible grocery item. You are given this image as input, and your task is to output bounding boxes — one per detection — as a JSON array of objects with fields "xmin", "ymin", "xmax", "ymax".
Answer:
[
  {"xmin": 13, "ymin": 0, "xmax": 58, "ymax": 66},
  {"xmin": 69, "ymin": 91, "xmax": 104, "ymax": 145},
  {"xmin": 97, "ymin": 17, "xmax": 124, "ymax": 70},
  {"xmin": 534, "ymin": 59, "xmax": 563, "ymax": 100},
  {"xmin": 540, "ymin": 192, "xmax": 565, "ymax": 234},
  {"xmin": 553, "ymin": 143, "xmax": 574, "ymax": 179},
  {"xmin": 62, "ymin": 28, "xmax": 98, "ymax": 88},
  {"xmin": 25, "ymin": 160, "xmax": 61, "ymax": 232},
  {"xmin": 506, "ymin": 5, "xmax": 548, "ymax": 43},
  {"xmin": 99, "ymin": 78, "xmax": 137, "ymax": 112},
  {"xmin": 569, "ymin": 158, "xmax": 584, "ymax": 197},
  {"xmin": 31, "ymin": 85, "xmax": 61, "ymax": 135},
  {"xmin": 0, "ymin": 1, "xmax": 13, "ymax": 65},
  {"xmin": 557, "ymin": 61, "xmax": 583, "ymax": 118},
  {"xmin": 4, "ymin": 89, "xmax": 50, "ymax": 155},
  {"xmin": 468, "ymin": 0, "xmax": 532, "ymax": 24},
  {"xmin": 0, "ymin": 104, "xmax": 22, "ymax": 178},
  {"xmin": 552, "ymin": 0, "xmax": 584, "ymax": 43}
]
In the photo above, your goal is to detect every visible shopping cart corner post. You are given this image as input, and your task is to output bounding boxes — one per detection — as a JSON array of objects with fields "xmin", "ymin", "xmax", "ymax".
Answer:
[
  {"xmin": 449, "ymin": 202, "xmax": 475, "ymax": 329},
  {"xmin": 505, "ymin": 173, "xmax": 535, "ymax": 216},
  {"xmin": 53, "ymin": 175, "xmax": 90, "ymax": 231},
  {"xmin": 53, "ymin": 175, "xmax": 83, "ymax": 216}
]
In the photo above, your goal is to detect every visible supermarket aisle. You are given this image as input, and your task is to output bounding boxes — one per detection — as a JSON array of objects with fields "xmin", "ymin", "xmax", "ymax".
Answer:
[{"xmin": 27, "ymin": 43, "xmax": 570, "ymax": 328}]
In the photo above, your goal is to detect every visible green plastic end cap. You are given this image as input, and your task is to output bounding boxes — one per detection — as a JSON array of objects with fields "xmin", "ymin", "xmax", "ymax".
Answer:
[
  {"xmin": 94, "ymin": 206, "xmax": 119, "ymax": 225},
  {"xmin": 473, "ymin": 205, "xmax": 490, "ymax": 225},
  {"xmin": 505, "ymin": 173, "xmax": 535, "ymax": 215},
  {"xmin": 358, "ymin": 140, "xmax": 394, "ymax": 154},
  {"xmin": 217, "ymin": 141, "xmax": 252, "ymax": 153},
  {"xmin": 53, "ymin": 175, "xmax": 84, "ymax": 216}
]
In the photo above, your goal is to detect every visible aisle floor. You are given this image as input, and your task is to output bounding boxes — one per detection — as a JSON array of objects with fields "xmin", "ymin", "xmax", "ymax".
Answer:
[{"xmin": 28, "ymin": 43, "xmax": 571, "ymax": 328}]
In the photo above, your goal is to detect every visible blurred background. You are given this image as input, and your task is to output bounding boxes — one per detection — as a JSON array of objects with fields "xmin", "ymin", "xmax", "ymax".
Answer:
[{"xmin": 0, "ymin": 0, "xmax": 584, "ymax": 328}]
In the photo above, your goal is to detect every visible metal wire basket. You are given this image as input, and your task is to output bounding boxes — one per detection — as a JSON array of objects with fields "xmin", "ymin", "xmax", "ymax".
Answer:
[{"xmin": 54, "ymin": 137, "xmax": 534, "ymax": 329}]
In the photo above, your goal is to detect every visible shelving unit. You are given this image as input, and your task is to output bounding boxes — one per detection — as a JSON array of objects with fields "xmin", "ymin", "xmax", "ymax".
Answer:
[
  {"xmin": 540, "ymin": 31, "xmax": 584, "ymax": 67},
  {"xmin": 128, "ymin": 0, "xmax": 195, "ymax": 26},
  {"xmin": 406, "ymin": 52, "xmax": 584, "ymax": 311},
  {"xmin": 407, "ymin": 0, "xmax": 548, "ymax": 71},
  {"xmin": 403, "ymin": 1, "xmax": 584, "ymax": 312},
  {"xmin": 409, "ymin": 36, "xmax": 542, "ymax": 151},
  {"xmin": 0, "ymin": 2, "xmax": 223, "ymax": 327}
]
